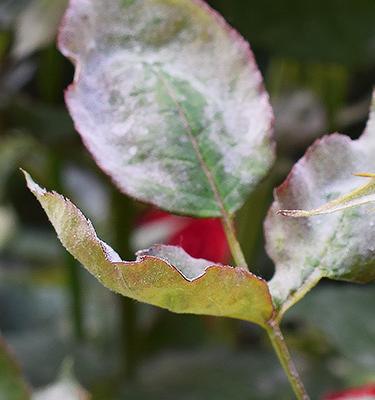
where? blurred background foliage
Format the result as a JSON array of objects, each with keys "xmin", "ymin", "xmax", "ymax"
[{"xmin": 0, "ymin": 0, "xmax": 374, "ymax": 399}]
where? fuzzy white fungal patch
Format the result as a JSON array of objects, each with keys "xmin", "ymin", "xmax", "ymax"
[
  {"xmin": 59, "ymin": 0, "xmax": 274, "ymax": 217},
  {"xmin": 266, "ymin": 96, "xmax": 375, "ymax": 310}
]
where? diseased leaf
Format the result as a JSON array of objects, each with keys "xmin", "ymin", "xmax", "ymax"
[
  {"xmin": 58, "ymin": 0, "xmax": 274, "ymax": 217},
  {"xmin": 265, "ymin": 94, "xmax": 375, "ymax": 314},
  {"xmin": 0, "ymin": 336, "xmax": 30, "ymax": 400},
  {"xmin": 278, "ymin": 173, "xmax": 375, "ymax": 217},
  {"xmin": 24, "ymin": 172, "xmax": 274, "ymax": 327}
]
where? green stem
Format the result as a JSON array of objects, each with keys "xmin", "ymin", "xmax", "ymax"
[
  {"xmin": 266, "ymin": 320, "xmax": 310, "ymax": 400},
  {"xmin": 221, "ymin": 214, "xmax": 308, "ymax": 398},
  {"xmin": 221, "ymin": 215, "xmax": 248, "ymax": 269}
]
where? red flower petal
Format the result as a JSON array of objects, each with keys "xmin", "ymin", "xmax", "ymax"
[
  {"xmin": 135, "ymin": 209, "xmax": 230, "ymax": 264},
  {"xmin": 325, "ymin": 384, "xmax": 375, "ymax": 399}
]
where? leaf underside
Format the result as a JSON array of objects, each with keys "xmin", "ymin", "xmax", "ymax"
[
  {"xmin": 25, "ymin": 172, "xmax": 274, "ymax": 327},
  {"xmin": 58, "ymin": 0, "xmax": 274, "ymax": 217},
  {"xmin": 266, "ymin": 93, "xmax": 375, "ymax": 312}
]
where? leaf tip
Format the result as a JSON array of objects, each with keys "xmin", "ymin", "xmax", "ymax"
[{"xmin": 21, "ymin": 169, "xmax": 47, "ymax": 197}]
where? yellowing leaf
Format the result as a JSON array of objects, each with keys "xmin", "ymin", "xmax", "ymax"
[
  {"xmin": 278, "ymin": 173, "xmax": 375, "ymax": 217},
  {"xmin": 24, "ymin": 171, "xmax": 274, "ymax": 327}
]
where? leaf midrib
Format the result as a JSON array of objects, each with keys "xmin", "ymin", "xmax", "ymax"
[{"xmin": 155, "ymin": 69, "xmax": 229, "ymax": 218}]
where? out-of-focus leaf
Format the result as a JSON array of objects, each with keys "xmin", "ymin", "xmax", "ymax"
[
  {"xmin": 0, "ymin": 134, "xmax": 35, "ymax": 199},
  {"xmin": 25, "ymin": 172, "xmax": 274, "ymax": 327},
  {"xmin": 119, "ymin": 348, "xmax": 343, "ymax": 400},
  {"xmin": 278, "ymin": 173, "xmax": 375, "ymax": 217},
  {"xmin": 0, "ymin": 206, "xmax": 16, "ymax": 249},
  {"xmin": 12, "ymin": 0, "xmax": 68, "ymax": 59},
  {"xmin": 5, "ymin": 99, "xmax": 74, "ymax": 142},
  {"xmin": 58, "ymin": 0, "xmax": 274, "ymax": 217},
  {"xmin": 272, "ymin": 90, "xmax": 327, "ymax": 152},
  {"xmin": 0, "ymin": 61, "xmax": 36, "ymax": 105},
  {"xmin": 0, "ymin": 336, "xmax": 30, "ymax": 400},
  {"xmin": 62, "ymin": 165, "xmax": 110, "ymax": 225},
  {"xmin": 289, "ymin": 286, "xmax": 375, "ymax": 371},
  {"xmin": 32, "ymin": 382, "xmax": 89, "ymax": 400},
  {"xmin": 32, "ymin": 360, "xmax": 90, "ymax": 400},
  {"xmin": 0, "ymin": 0, "xmax": 30, "ymax": 29},
  {"xmin": 265, "ymin": 93, "xmax": 375, "ymax": 313}
]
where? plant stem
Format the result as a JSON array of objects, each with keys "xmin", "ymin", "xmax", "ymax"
[
  {"xmin": 221, "ymin": 210, "xmax": 308, "ymax": 398},
  {"xmin": 266, "ymin": 320, "xmax": 310, "ymax": 400},
  {"xmin": 221, "ymin": 215, "xmax": 248, "ymax": 269}
]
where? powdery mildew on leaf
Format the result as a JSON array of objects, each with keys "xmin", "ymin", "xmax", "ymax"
[
  {"xmin": 278, "ymin": 173, "xmax": 375, "ymax": 217},
  {"xmin": 58, "ymin": 0, "xmax": 274, "ymax": 217},
  {"xmin": 25, "ymin": 172, "xmax": 274, "ymax": 327},
  {"xmin": 265, "ymin": 93, "xmax": 375, "ymax": 312}
]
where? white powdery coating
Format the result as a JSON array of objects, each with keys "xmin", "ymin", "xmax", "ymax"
[
  {"xmin": 59, "ymin": 0, "xmax": 274, "ymax": 216},
  {"xmin": 266, "ymin": 100, "xmax": 375, "ymax": 306},
  {"xmin": 137, "ymin": 244, "xmax": 213, "ymax": 281}
]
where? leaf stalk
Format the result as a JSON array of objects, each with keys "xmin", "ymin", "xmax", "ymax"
[
  {"xmin": 221, "ymin": 215, "xmax": 248, "ymax": 269},
  {"xmin": 266, "ymin": 320, "xmax": 310, "ymax": 400}
]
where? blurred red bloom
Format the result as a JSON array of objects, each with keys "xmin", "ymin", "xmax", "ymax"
[
  {"xmin": 134, "ymin": 209, "xmax": 230, "ymax": 264},
  {"xmin": 324, "ymin": 384, "xmax": 375, "ymax": 399}
]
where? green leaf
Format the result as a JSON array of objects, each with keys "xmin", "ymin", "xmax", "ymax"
[
  {"xmin": 58, "ymin": 0, "xmax": 274, "ymax": 217},
  {"xmin": 24, "ymin": 171, "xmax": 274, "ymax": 327},
  {"xmin": 0, "ymin": 337, "xmax": 30, "ymax": 400},
  {"xmin": 265, "ymin": 93, "xmax": 375, "ymax": 315},
  {"xmin": 278, "ymin": 173, "xmax": 375, "ymax": 217}
]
